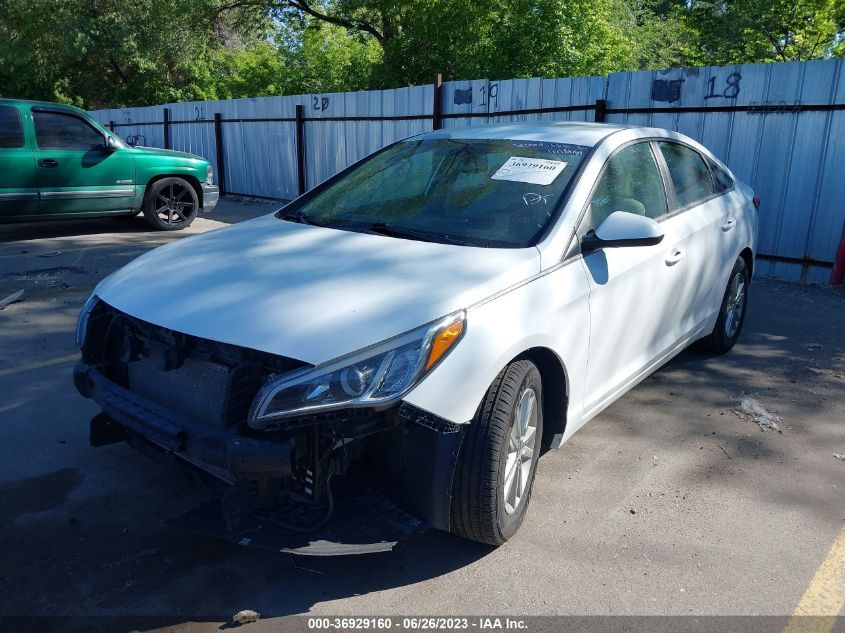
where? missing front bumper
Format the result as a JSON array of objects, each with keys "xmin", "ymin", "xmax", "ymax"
[
  {"xmin": 75, "ymin": 358, "xmax": 464, "ymax": 554},
  {"xmin": 79, "ymin": 365, "xmax": 293, "ymax": 479}
]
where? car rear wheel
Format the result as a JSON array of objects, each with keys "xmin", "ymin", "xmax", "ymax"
[
  {"xmin": 142, "ymin": 177, "xmax": 199, "ymax": 231},
  {"xmin": 698, "ymin": 256, "xmax": 749, "ymax": 354},
  {"xmin": 450, "ymin": 359, "xmax": 543, "ymax": 546}
]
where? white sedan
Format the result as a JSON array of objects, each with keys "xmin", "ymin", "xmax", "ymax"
[{"xmin": 74, "ymin": 122, "xmax": 758, "ymax": 552}]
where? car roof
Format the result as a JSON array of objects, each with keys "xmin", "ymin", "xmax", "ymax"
[
  {"xmin": 421, "ymin": 121, "xmax": 636, "ymax": 147},
  {"xmin": 0, "ymin": 98, "xmax": 85, "ymax": 113}
]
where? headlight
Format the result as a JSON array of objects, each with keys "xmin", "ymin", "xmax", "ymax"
[
  {"xmin": 206, "ymin": 165, "xmax": 213, "ymax": 185},
  {"xmin": 76, "ymin": 294, "xmax": 99, "ymax": 347},
  {"xmin": 249, "ymin": 311, "xmax": 466, "ymax": 429}
]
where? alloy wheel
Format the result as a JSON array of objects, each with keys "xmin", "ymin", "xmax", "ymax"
[
  {"xmin": 155, "ymin": 183, "xmax": 196, "ymax": 227},
  {"xmin": 724, "ymin": 271, "xmax": 746, "ymax": 338},
  {"xmin": 503, "ymin": 387, "xmax": 538, "ymax": 515}
]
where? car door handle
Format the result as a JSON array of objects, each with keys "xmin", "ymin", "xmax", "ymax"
[
  {"xmin": 721, "ymin": 218, "xmax": 737, "ymax": 232},
  {"xmin": 38, "ymin": 159, "xmax": 59, "ymax": 168},
  {"xmin": 665, "ymin": 248, "xmax": 686, "ymax": 266}
]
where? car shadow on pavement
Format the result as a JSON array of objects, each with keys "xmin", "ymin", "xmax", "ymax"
[{"xmin": 0, "ymin": 455, "xmax": 493, "ymax": 629}]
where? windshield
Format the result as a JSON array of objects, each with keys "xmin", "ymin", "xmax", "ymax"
[{"xmin": 286, "ymin": 138, "xmax": 590, "ymax": 248}]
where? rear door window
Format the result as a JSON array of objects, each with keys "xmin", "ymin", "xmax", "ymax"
[
  {"xmin": 657, "ymin": 142, "xmax": 715, "ymax": 208},
  {"xmin": 0, "ymin": 106, "xmax": 25, "ymax": 149},
  {"xmin": 33, "ymin": 110, "xmax": 104, "ymax": 150},
  {"xmin": 709, "ymin": 160, "xmax": 734, "ymax": 193}
]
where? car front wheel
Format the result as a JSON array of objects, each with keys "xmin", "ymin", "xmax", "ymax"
[
  {"xmin": 142, "ymin": 177, "xmax": 199, "ymax": 231},
  {"xmin": 450, "ymin": 359, "xmax": 543, "ymax": 545}
]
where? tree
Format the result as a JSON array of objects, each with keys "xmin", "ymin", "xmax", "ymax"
[
  {"xmin": 274, "ymin": 18, "xmax": 383, "ymax": 93},
  {"xmin": 222, "ymin": 0, "xmax": 639, "ymax": 84},
  {"xmin": 686, "ymin": 0, "xmax": 845, "ymax": 63},
  {"xmin": 0, "ymin": 0, "xmax": 266, "ymax": 107},
  {"xmin": 622, "ymin": 1, "xmax": 706, "ymax": 69}
]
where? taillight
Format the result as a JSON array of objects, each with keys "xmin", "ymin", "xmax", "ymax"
[{"xmin": 752, "ymin": 195, "xmax": 761, "ymax": 210}]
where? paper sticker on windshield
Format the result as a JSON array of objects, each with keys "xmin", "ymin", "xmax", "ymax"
[{"xmin": 491, "ymin": 157, "xmax": 567, "ymax": 186}]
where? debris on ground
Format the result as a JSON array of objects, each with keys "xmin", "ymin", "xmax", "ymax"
[
  {"xmin": 232, "ymin": 610, "xmax": 261, "ymax": 626},
  {"xmin": 38, "ymin": 251, "xmax": 65, "ymax": 258},
  {"xmin": 732, "ymin": 397, "xmax": 783, "ymax": 433},
  {"xmin": 834, "ymin": 453, "xmax": 845, "ymax": 461},
  {"xmin": 0, "ymin": 289, "xmax": 24, "ymax": 310}
]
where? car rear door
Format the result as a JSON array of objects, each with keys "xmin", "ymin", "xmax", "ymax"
[
  {"xmin": 0, "ymin": 103, "xmax": 39, "ymax": 218},
  {"xmin": 654, "ymin": 141, "xmax": 731, "ymax": 339},
  {"xmin": 578, "ymin": 141, "xmax": 690, "ymax": 415},
  {"xmin": 31, "ymin": 107, "xmax": 135, "ymax": 216}
]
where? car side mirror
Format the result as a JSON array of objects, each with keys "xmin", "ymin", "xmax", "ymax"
[
  {"xmin": 104, "ymin": 136, "xmax": 121, "ymax": 152},
  {"xmin": 581, "ymin": 211, "xmax": 664, "ymax": 252}
]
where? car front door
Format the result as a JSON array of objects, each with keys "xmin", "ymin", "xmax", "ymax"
[
  {"xmin": 578, "ymin": 141, "xmax": 690, "ymax": 416},
  {"xmin": 0, "ymin": 104, "xmax": 39, "ymax": 219},
  {"xmin": 31, "ymin": 108, "xmax": 135, "ymax": 216},
  {"xmin": 654, "ymin": 141, "xmax": 730, "ymax": 339}
]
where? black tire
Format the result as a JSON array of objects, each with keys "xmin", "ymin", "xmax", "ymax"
[
  {"xmin": 142, "ymin": 177, "xmax": 199, "ymax": 231},
  {"xmin": 450, "ymin": 359, "xmax": 543, "ymax": 546},
  {"xmin": 697, "ymin": 256, "xmax": 749, "ymax": 354}
]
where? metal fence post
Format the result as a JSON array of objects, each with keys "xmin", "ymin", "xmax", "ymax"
[
  {"xmin": 432, "ymin": 73, "xmax": 443, "ymax": 130},
  {"xmin": 213, "ymin": 113, "xmax": 226, "ymax": 195},
  {"xmin": 162, "ymin": 107, "xmax": 171, "ymax": 149},
  {"xmin": 295, "ymin": 104, "xmax": 306, "ymax": 196},
  {"xmin": 109, "ymin": 120, "xmax": 116, "ymax": 133},
  {"xmin": 594, "ymin": 99, "xmax": 607, "ymax": 123}
]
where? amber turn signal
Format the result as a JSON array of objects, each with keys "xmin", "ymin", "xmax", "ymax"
[{"xmin": 426, "ymin": 318, "xmax": 465, "ymax": 370}]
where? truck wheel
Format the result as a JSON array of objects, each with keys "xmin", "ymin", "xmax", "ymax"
[
  {"xmin": 697, "ymin": 256, "xmax": 749, "ymax": 354},
  {"xmin": 142, "ymin": 177, "xmax": 199, "ymax": 231},
  {"xmin": 450, "ymin": 360, "xmax": 543, "ymax": 546}
]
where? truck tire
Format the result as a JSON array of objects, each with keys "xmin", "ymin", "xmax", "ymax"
[
  {"xmin": 450, "ymin": 359, "xmax": 543, "ymax": 545},
  {"xmin": 142, "ymin": 177, "xmax": 199, "ymax": 231},
  {"xmin": 697, "ymin": 256, "xmax": 749, "ymax": 354}
]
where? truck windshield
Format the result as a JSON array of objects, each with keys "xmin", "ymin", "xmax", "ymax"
[{"xmin": 285, "ymin": 138, "xmax": 590, "ymax": 248}]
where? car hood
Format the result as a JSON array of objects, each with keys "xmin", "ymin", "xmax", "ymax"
[
  {"xmin": 94, "ymin": 213, "xmax": 541, "ymax": 365},
  {"xmin": 129, "ymin": 146, "xmax": 203, "ymax": 162}
]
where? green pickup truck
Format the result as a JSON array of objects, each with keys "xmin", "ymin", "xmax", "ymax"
[{"xmin": 0, "ymin": 99, "xmax": 218, "ymax": 231}]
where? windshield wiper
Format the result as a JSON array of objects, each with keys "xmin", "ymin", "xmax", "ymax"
[
  {"xmin": 366, "ymin": 222, "xmax": 467, "ymax": 246},
  {"xmin": 279, "ymin": 209, "xmax": 306, "ymax": 223},
  {"xmin": 285, "ymin": 215, "xmax": 468, "ymax": 246}
]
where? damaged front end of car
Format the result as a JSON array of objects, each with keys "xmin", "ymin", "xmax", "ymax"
[{"xmin": 74, "ymin": 298, "xmax": 467, "ymax": 555}]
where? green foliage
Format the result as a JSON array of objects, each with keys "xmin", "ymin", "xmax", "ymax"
[
  {"xmin": 278, "ymin": 20, "xmax": 383, "ymax": 93},
  {"xmin": 0, "ymin": 0, "xmax": 226, "ymax": 107},
  {"xmin": 0, "ymin": 0, "xmax": 842, "ymax": 108},
  {"xmin": 686, "ymin": 0, "xmax": 845, "ymax": 63}
]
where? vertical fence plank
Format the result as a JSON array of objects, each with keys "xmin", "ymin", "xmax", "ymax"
[
  {"xmin": 807, "ymin": 59, "xmax": 845, "ymax": 270},
  {"xmin": 752, "ymin": 62, "xmax": 805, "ymax": 280}
]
